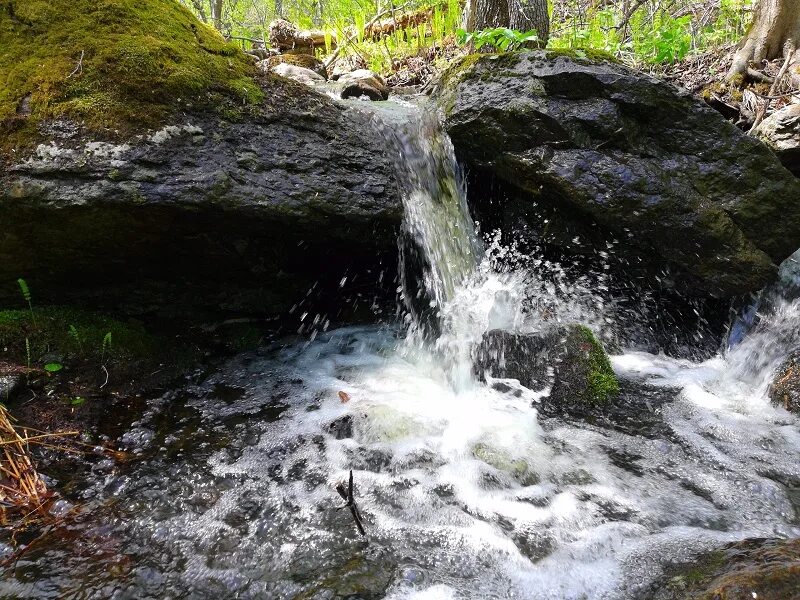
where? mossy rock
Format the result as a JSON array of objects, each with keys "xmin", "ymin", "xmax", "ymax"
[
  {"xmin": 436, "ymin": 49, "xmax": 800, "ymax": 300},
  {"xmin": 0, "ymin": 0, "xmax": 264, "ymax": 154},
  {"xmin": 473, "ymin": 324, "xmax": 619, "ymax": 409},
  {"xmin": 651, "ymin": 538, "xmax": 800, "ymax": 600}
]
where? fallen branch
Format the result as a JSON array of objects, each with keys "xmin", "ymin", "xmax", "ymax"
[
  {"xmin": 335, "ymin": 470, "xmax": 366, "ymax": 536},
  {"xmin": 364, "ymin": 2, "xmax": 447, "ymax": 41},
  {"xmin": 749, "ymin": 48, "xmax": 795, "ymax": 134},
  {"xmin": 269, "ymin": 19, "xmax": 336, "ymax": 52}
]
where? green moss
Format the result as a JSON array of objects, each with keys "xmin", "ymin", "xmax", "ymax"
[
  {"xmin": 543, "ymin": 47, "xmax": 620, "ymax": 63},
  {"xmin": 0, "ymin": 0, "xmax": 264, "ymax": 154},
  {"xmin": 439, "ymin": 53, "xmax": 483, "ymax": 89},
  {"xmin": 575, "ymin": 325, "xmax": 619, "ymax": 404},
  {"xmin": 0, "ymin": 306, "xmax": 160, "ymax": 366}
]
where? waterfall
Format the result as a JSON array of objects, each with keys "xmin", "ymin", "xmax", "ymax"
[
  {"xmin": 393, "ymin": 111, "xmax": 480, "ymax": 337},
  {"xmin": 387, "ymin": 108, "xmax": 604, "ymax": 387}
]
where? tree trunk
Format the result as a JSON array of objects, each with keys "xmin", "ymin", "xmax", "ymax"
[
  {"xmin": 189, "ymin": 0, "xmax": 209, "ymax": 23},
  {"xmin": 464, "ymin": 0, "xmax": 549, "ymax": 46},
  {"xmin": 727, "ymin": 0, "xmax": 800, "ymax": 82},
  {"xmin": 211, "ymin": 0, "xmax": 224, "ymax": 31}
]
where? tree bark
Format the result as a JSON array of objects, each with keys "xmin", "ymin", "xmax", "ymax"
[
  {"xmin": 727, "ymin": 0, "xmax": 800, "ymax": 82},
  {"xmin": 211, "ymin": 0, "xmax": 224, "ymax": 31},
  {"xmin": 189, "ymin": 0, "xmax": 209, "ymax": 23},
  {"xmin": 464, "ymin": 0, "xmax": 549, "ymax": 46}
]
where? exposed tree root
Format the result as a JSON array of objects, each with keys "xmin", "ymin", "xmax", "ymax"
[{"xmin": 726, "ymin": 0, "xmax": 800, "ymax": 85}]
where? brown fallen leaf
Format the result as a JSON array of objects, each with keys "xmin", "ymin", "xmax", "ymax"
[{"xmin": 338, "ymin": 391, "xmax": 351, "ymax": 403}]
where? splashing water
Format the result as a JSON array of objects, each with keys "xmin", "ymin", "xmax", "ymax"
[
  {"xmin": 393, "ymin": 110, "xmax": 480, "ymax": 337},
  {"xmin": 4, "ymin": 106, "xmax": 799, "ymax": 600}
]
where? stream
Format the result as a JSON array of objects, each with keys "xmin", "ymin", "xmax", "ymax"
[{"xmin": 2, "ymin": 104, "xmax": 799, "ymax": 600}]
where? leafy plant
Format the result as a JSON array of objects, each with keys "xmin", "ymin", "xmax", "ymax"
[
  {"xmin": 70, "ymin": 396, "xmax": 86, "ymax": 407},
  {"xmin": 456, "ymin": 27, "xmax": 539, "ymax": 52},
  {"xmin": 101, "ymin": 331, "xmax": 112, "ymax": 364},
  {"xmin": 633, "ymin": 13, "xmax": 692, "ymax": 63},
  {"xmin": 68, "ymin": 324, "xmax": 84, "ymax": 354},
  {"xmin": 44, "ymin": 362, "xmax": 64, "ymax": 373},
  {"xmin": 17, "ymin": 278, "xmax": 36, "ymax": 327}
]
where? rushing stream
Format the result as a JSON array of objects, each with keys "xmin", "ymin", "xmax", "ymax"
[{"xmin": 3, "ymin": 104, "xmax": 799, "ymax": 599}]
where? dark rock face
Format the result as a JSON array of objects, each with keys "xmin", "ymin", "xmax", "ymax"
[
  {"xmin": 769, "ymin": 351, "xmax": 800, "ymax": 414},
  {"xmin": 1, "ymin": 87, "xmax": 402, "ymax": 318},
  {"xmin": 0, "ymin": 374, "xmax": 22, "ymax": 402},
  {"xmin": 437, "ymin": 51, "xmax": 800, "ymax": 298},
  {"xmin": 473, "ymin": 324, "xmax": 619, "ymax": 408}
]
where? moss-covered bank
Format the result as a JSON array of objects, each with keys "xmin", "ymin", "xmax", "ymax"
[{"xmin": 0, "ymin": 0, "xmax": 264, "ymax": 154}]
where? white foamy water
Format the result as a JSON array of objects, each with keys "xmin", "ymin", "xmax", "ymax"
[{"xmin": 88, "ymin": 294, "xmax": 796, "ymax": 599}]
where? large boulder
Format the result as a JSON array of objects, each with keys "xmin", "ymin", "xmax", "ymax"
[
  {"xmin": 436, "ymin": 51, "xmax": 800, "ymax": 298},
  {"xmin": 0, "ymin": 0, "xmax": 402, "ymax": 318},
  {"xmin": 473, "ymin": 324, "xmax": 619, "ymax": 408},
  {"xmin": 756, "ymin": 104, "xmax": 800, "ymax": 177}
]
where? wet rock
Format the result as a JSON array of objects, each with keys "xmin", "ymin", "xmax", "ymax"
[
  {"xmin": 437, "ymin": 51, "xmax": 800, "ymax": 299},
  {"xmin": 755, "ymin": 104, "xmax": 800, "ymax": 176},
  {"xmin": 1, "ymin": 89, "xmax": 402, "ymax": 319},
  {"xmin": 341, "ymin": 81, "xmax": 388, "ymax": 101},
  {"xmin": 0, "ymin": 374, "xmax": 23, "ymax": 402},
  {"xmin": 647, "ymin": 538, "xmax": 800, "ymax": 600},
  {"xmin": 327, "ymin": 414, "xmax": 353, "ymax": 439},
  {"xmin": 473, "ymin": 324, "xmax": 619, "ymax": 408},
  {"xmin": 262, "ymin": 54, "xmax": 328, "ymax": 79},
  {"xmin": 268, "ymin": 62, "xmax": 325, "ymax": 86},
  {"xmin": 338, "ymin": 69, "xmax": 389, "ymax": 101},
  {"xmin": 769, "ymin": 351, "xmax": 800, "ymax": 414}
]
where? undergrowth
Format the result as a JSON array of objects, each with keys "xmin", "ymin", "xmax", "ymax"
[{"xmin": 179, "ymin": 0, "xmax": 756, "ymax": 79}]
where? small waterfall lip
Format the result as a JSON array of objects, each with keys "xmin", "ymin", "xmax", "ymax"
[{"xmin": 385, "ymin": 104, "xmax": 481, "ymax": 338}]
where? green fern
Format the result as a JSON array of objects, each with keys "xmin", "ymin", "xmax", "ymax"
[
  {"xmin": 101, "ymin": 331, "xmax": 113, "ymax": 364},
  {"xmin": 17, "ymin": 278, "xmax": 36, "ymax": 327},
  {"xmin": 68, "ymin": 324, "xmax": 84, "ymax": 354}
]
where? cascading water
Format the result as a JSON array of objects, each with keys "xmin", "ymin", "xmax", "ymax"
[
  {"xmin": 4, "ymin": 105, "xmax": 799, "ymax": 600},
  {"xmin": 393, "ymin": 111, "xmax": 480, "ymax": 343}
]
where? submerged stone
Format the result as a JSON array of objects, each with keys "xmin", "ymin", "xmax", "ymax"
[
  {"xmin": 769, "ymin": 351, "xmax": 800, "ymax": 414},
  {"xmin": 473, "ymin": 324, "xmax": 619, "ymax": 408},
  {"xmin": 649, "ymin": 538, "xmax": 800, "ymax": 600}
]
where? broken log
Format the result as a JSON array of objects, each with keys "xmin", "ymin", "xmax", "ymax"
[{"xmin": 269, "ymin": 19, "xmax": 336, "ymax": 52}]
